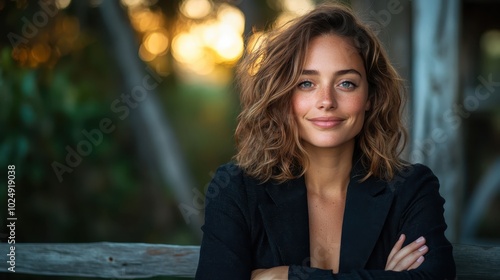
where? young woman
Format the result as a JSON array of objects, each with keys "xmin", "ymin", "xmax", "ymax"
[{"xmin": 195, "ymin": 3, "xmax": 456, "ymax": 279}]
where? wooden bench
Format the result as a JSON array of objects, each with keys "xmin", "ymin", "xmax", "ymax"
[{"xmin": 1, "ymin": 243, "xmax": 499, "ymax": 279}]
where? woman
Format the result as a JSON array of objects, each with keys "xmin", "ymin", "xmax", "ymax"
[{"xmin": 195, "ymin": 3, "xmax": 456, "ymax": 279}]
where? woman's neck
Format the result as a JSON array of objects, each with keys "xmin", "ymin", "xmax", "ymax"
[{"xmin": 303, "ymin": 141, "xmax": 355, "ymax": 196}]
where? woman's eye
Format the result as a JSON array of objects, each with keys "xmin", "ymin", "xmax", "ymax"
[
  {"xmin": 339, "ymin": 81, "xmax": 356, "ymax": 89},
  {"xmin": 298, "ymin": 81, "xmax": 314, "ymax": 89}
]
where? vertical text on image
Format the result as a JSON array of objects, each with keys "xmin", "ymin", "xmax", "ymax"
[{"xmin": 6, "ymin": 165, "xmax": 17, "ymax": 272}]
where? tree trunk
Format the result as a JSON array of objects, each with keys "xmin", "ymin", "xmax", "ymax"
[
  {"xmin": 98, "ymin": 1, "xmax": 202, "ymax": 239},
  {"xmin": 411, "ymin": 0, "xmax": 463, "ymax": 242}
]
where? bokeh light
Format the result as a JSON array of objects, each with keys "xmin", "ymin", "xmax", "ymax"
[
  {"xmin": 282, "ymin": 0, "xmax": 314, "ymax": 14},
  {"xmin": 180, "ymin": 0, "xmax": 212, "ymax": 20},
  {"xmin": 121, "ymin": 0, "xmax": 144, "ymax": 9},
  {"xmin": 55, "ymin": 0, "xmax": 71, "ymax": 9},
  {"xmin": 10, "ymin": 12, "xmax": 82, "ymax": 68},
  {"xmin": 212, "ymin": 24, "xmax": 243, "ymax": 62},
  {"xmin": 31, "ymin": 43, "xmax": 51, "ymax": 63},
  {"xmin": 129, "ymin": 9, "xmax": 163, "ymax": 32},
  {"xmin": 139, "ymin": 43, "xmax": 156, "ymax": 62},
  {"xmin": 171, "ymin": 1, "xmax": 245, "ymax": 80},
  {"xmin": 172, "ymin": 32, "xmax": 204, "ymax": 64},
  {"xmin": 144, "ymin": 30, "xmax": 169, "ymax": 55},
  {"xmin": 217, "ymin": 4, "xmax": 245, "ymax": 35},
  {"xmin": 8, "ymin": 0, "xmax": 246, "ymax": 81}
]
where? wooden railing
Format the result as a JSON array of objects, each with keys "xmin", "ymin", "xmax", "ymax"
[{"xmin": 1, "ymin": 243, "xmax": 499, "ymax": 279}]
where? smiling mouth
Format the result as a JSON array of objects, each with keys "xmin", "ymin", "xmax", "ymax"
[{"xmin": 308, "ymin": 117, "xmax": 345, "ymax": 128}]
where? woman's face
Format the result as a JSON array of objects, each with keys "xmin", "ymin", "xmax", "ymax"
[{"xmin": 292, "ymin": 34, "xmax": 370, "ymax": 152}]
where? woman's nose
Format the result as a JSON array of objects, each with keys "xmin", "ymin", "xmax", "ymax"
[{"xmin": 316, "ymin": 87, "xmax": 336, "ymax": 110}]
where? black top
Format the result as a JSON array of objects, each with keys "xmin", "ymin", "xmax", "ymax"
[{"xmin": 195, "ymin": 159, "xmax": 456, "ymax": 279}]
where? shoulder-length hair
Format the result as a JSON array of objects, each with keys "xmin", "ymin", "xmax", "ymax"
[{"xmin": 234, "ymin": 3, "xmax": 408, "ymax": 183}]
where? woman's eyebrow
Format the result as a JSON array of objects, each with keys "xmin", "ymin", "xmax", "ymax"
[
  {"xmin": 300, "ymin": 68, "xmax": 362, "ymax": 77},
  {"xmin": 336, "ymin": 69, "xmax": 362, "ymax": 77},
  {"xmin": 301, "ymin": 69, "xmax": 319, "ymax": 75}
]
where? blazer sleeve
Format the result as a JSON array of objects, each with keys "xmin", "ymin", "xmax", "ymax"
[
  {"xmin": 288, "ymin": 164, "xmax": 456, "ymax": 280},
  {"xmin": 195, "ymin": 164, "xmax": 253, "ymax": 280}
]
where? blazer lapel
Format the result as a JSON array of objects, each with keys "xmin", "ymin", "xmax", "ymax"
[
  {"xmin": 339, "ymin": 163, "xmax": 394, "ymax": 271},
  {"xmin": 258, "ymin": 176, "xmax": 310, "ymax": 265},
  {"xmin": 256, "ymin": 157, "xmax": 395, "ymax": 270}
]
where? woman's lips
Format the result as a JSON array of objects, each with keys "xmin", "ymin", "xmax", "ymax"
[{"xmin": 307, "ymin": 117, "xmax": 344, "ymax": 128}]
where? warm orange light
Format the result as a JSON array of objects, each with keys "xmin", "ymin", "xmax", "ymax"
[
  {"xmin": 121, "ymin": 0, "xmax": 144, "ymax": 9},
  {"xmin": 144, "ymin": 30, "xmax": 169, "ymax": 55},
  {"xmin": 212, "ymin": 24, "xmax": 243, "ymax": 62},
  {"xmin": 180, "ymin": 0, "xmax": 212, "ymax": 19},
  {"xmin": 190, "ymin": 55, "xmax": 216, "ymax": 76},
  {"xmin": 139, "ymin": 43, "xmax": 156, "ymax": 61},
  {"xmin": 217, "ymin": 4, "xmax": 245, "ymax": 35},
  {"xmin": 31, "ymin": 43, "xmax": 51, "ymax": 63},
  {"xmin": 172, "ymin": 32, "xmax": 204, "ymax": 64},
  {"xmin": 281, "ymin": 0, "xmax": 314, "ymax": 14},
  {"xmin": 12, "ymin": 47, "xmax": 29, "ymax": 64},
  {"xmin": 170, "ymin": 3, "xmax": 245, "ymax": 78},
  {"xmin": 130, "ymin": 9, "xmax": 162, "ymax": 32},
  {"xmin": 56, "ymin": 0, "xmax": 71, "ymax": 9}
]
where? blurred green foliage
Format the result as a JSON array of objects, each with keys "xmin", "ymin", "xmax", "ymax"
[
  {"xmin": 0, "ymin": 0, "xmax": 240, "ymax": 230},
  {"xmin": 0, "ymin": 44, "xmax": 238, "ymax": 276},
  {"xmin": 0, "ymin": 1, "xmax": 250, "ymax": 279}
]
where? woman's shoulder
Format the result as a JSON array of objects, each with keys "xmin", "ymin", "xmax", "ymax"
[
  {"xmin": 210, "ymin": 162, "xmax": 263, "ymax": 185},
  {"xmin": 388, "ymin": 163, "xmax": 441, "ymax": 196},
  {"xmin": 211, "ymin": 162, "xmax": 244, "ymax": 181},
  {"xmin": 208, "ymin": 162, "xmax": 263, "ymax": 195},
  {"xmin": 393, "ymin": 163, "xmax": 438, "ymax": 182},
  {"xmin": 204, "ymin": 162, "xmax": 273, "ymax": 218}
]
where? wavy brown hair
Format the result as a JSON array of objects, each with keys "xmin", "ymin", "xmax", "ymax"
[{"xmin": 234, "ymin": 3, "xmax": 408, "ymax": 183}]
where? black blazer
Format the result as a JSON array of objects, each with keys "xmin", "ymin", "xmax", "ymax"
[{"xmin": 195, "ymin": 159, "xmax": 456, "ymax": 279}]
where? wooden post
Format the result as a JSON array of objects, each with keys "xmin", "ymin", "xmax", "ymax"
[
  {"xmin": 98, "ymin": 1, "xmax": 203, "ymax": 239},
  {"xmin": 411, "ymin": 0, "xmax": 463, "ymax": 242}
]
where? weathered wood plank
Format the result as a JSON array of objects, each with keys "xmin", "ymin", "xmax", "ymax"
[
  {"xmin": 0, "ymin": 243, "xmax": 200, "ymax": 278},
  {"xmin": 452, "ymin": 243, "xmax": 500, "ymax": 280},
  {"xmin": 1, "ymin": 243, "xmax": 499, "ymax": 278}
]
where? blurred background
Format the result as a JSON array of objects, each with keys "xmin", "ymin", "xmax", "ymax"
[{"xmin": 0, "ymin": 0, "xmax": 499, "ymax": 279}]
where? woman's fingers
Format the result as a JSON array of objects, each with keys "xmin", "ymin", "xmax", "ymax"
[
  {"xmin": 393, "ymin": 243, "xmax": 428, "ymax": 271},
  {"xmin": 385, "ymin": 234, "xmax": 406, "ymax": 270},
  {"xmin": 251, "ymin": 267, "xmax": 289, "ymax": 280},
  {"xmin": 386, "ymin": 235, "xmax": 428, "ymax": 271},
  {"xmin": 408, "ymin": 255, "xmax": 425, "ymax": 270},
  {"xmin": 251, "ymin": 269, "xmax": 266, "ymax": 279}
]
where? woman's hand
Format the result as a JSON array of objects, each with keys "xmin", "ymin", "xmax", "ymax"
[
  {"xmin": 385, "ymin": 234, "xmax": 428, "ymax": 271},
  {"xmin": 251, "ymin": 266, "xmax": 289, "ymax": 280},
  {"xmin": 251, "ymin": 235, "xmax": 427, "ymax": 278}
]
